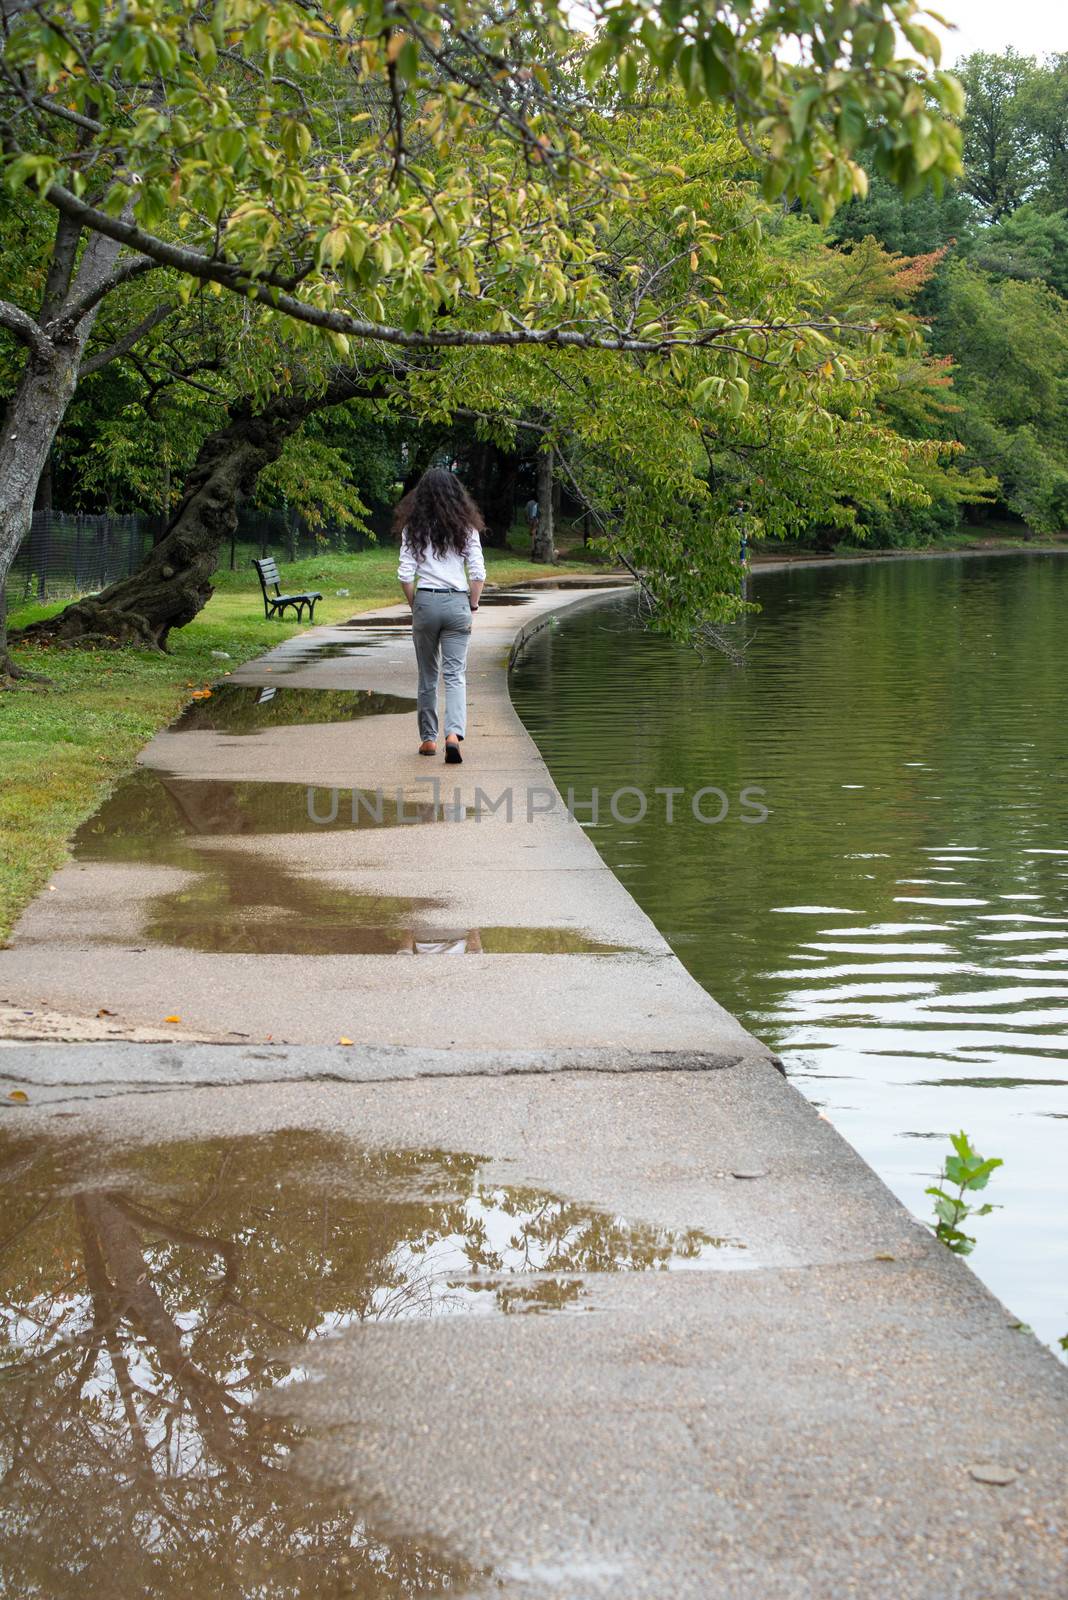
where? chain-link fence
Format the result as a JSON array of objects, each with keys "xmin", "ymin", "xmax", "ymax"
[
  {"xmin": 10, "ymin": 511, "xmax": 161, "ymax": 603},
  {"xmin": 9, "ymin": 504, "xmax": 385, "ymax": 604}
]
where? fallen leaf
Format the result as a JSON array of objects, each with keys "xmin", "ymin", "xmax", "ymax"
[
  {"xmin": 8, "ymin": 1090, "xmax": 28, "ymax": 1103},
  {"xmin": 164, "ymin": 1014, "xmax": 181, "ymax": 1024},
  {"xmin": 338, "ymin": 1036, "xmax": 354, "ymax": 1046},
  {"xmin": 97, "ymin": 1008, "xmax": 116, "ymax": 1017}
]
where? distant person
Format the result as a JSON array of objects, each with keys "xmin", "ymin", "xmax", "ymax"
[
  {"xmin": 396, "ymin": 468, "xmax": 485, "ymax": 764},
  {"xmin": 526, "ymin": 496, "xmax": 539, "ymax": 548}
]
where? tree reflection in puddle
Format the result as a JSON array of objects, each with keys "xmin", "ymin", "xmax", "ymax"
[
  {"xmin": 71, "ymin": 771, "xmax": 626, "ymax": 956},
  {"xmin": 170, "ymin": 685, "xmax": 417, "ymax": 735},
  {"xmin": 72, "ymin": 768, "xmax": 466, "ymax": 862},
  {"xmin": 0, "ymin": 1131, "xmax": 743, "ymax": 1599}
]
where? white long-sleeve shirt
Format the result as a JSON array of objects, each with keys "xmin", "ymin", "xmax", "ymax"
[{"xmin": 397, "ymin": 526, "xmax": 486, "ymax": 592}]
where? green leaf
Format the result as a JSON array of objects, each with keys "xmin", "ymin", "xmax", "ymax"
[
  {"xmin": 873, "ymin": 22, "xmax": 895, "ymax": 69},
  {"xmin": 190, "ymin": 23, "xmax": 217, "ymax": 72},
  {"xmin": 789, "ymin": 86, "xmax": 821, "ymax": 142},
  {"xmin": 699, "ymin": 38, "xmax": 729, "ymax": 99},
  {"xmin": 397, "ymin": 37, "xmax": 420, "ymax": 85}
]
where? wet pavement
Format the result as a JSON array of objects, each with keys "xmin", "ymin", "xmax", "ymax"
[
  {"xmin": 0, "ymin": 1123, "xmax": 745, "ymax": 1600},
  {"xmin": 2, "ymin": 1068, "xmax": 1066, "ymax": 1598},
  {"xmin": 1, "ymin": 584, "xmax": 751, "ymax": 1047},
  {"xmin": 2, "ymin": 580, "xmax": 1066, "ymax": 1596}
]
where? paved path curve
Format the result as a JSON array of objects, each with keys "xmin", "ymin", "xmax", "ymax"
[
  {"xmin": 0, "ymin": 583, "xmax": 768, "ymax": 1053},
  {"xmin": 1, "ymin": 581, "xmax": 1065, "ymax": 1598}
]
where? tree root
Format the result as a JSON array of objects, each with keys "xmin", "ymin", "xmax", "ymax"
[
  {"xmin": 17, "ymin": 602, "xmax": 168, "ymax": 652},
  {"xmin": 0, "ymin": 648, "xmax": 52, "ymax": 688}
]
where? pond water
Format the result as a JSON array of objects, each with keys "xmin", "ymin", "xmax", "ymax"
[{"xmin": 511, "ymin": 553, "xmax": 1068, "ymax": 1356}]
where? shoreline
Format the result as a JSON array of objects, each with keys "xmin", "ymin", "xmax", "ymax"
[{"xmin": 748, "ymin": 537, "xmax": 1068, "ymax": 574}]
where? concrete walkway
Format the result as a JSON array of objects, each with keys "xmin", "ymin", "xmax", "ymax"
[
  {"xmin": 1, "ymin": 583, "xmax": 1066, "ymax": 1598},
  {"xmin": 0, "ymin": 584, "xmax": 761, "ymax": 1053}
]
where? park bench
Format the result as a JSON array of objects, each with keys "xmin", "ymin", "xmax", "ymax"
[{"xmin": 252, "ymin": 556, "xmax": 322, "ymax": 623}]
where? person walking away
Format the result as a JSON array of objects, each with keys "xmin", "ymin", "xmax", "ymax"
[
  {"xmin": 527, "ymin": 492, "xmax": 543, "ymax": 550},
  {"xmin": 396, "ymin": 468, "xmax": 486, "ymax": 764}
]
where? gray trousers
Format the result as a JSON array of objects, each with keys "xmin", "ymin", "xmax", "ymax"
[{"xmin": 411, "ymin": 588, "xmax": 473, "ymax": 741}]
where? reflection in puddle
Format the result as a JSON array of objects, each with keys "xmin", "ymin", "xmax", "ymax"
[
  {"xmin": 171, "ymin": 685, "xmax": 416, "ymax": 735},
  {"xmin": 505, "ymin": 579, "xmax": 631, "ymax": 592},
  {"xmin": 145, "ymin": 852, "xmax": 441, "ymax": 954},
  {"xmin": 73, "ymin": 772, "xmax": 626, "ymax": 956},
  {"xmin": 74, "ymin": 769, "xmax": 465, "ymax": 864},
  {"xmin": 339, "ymin": 616, "xmax": 414, "ymax": 629},
  {"xmin": 265, "ymin": 638, "xmax": 388, "ymax": 673},
  {"xmin": 0, "ymin": 1130, "xmax": 743, "ymax": 1598},
  {"xmin": 141, "ymin": 853, "xmax": 625, "ymax": 955},
  {"xmin": 471, "ymin": 594, "xmax": 535, "ymax": 606}
]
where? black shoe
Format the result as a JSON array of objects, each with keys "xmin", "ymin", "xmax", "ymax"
[{"xmin": 444, "ymin": 742, "xmax": 463, "ymax": 764}]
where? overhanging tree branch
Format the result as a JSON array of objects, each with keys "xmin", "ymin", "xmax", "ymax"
[{"xmin": 41, "ymin": 180, "xmax": 873, "ymax": 355}]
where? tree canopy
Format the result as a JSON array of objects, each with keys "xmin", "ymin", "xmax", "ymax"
[{"xmin": 20, "ymin": 10, "xmax": 1068, "ymax": 672}]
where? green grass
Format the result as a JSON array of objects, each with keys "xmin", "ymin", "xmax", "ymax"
[{"xmin": 0, "ymin": 542, "xmax": 598, "ymax": 945}]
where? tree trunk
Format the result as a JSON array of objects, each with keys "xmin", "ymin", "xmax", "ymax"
[
  {"xmin": 20, "ymin": 404, "xmax": 301, "ymax": 650},
  {"xmin": 479, "ymin": 443, "xmax": 518, "ymax": 548},
  {"xmin": 0, "ymin": 352, "xmax": 84, "ymax": 683},
  {"xmin": 18, "ymin": 369, "xmax": 383, "ymax": 651},
  {"xmin": 532, "ymin": 449, "xmax": 555, "ymax": 563},
  {"xmin": 0, "ymin": 221, "xmax": 126, "ymax": 683}
]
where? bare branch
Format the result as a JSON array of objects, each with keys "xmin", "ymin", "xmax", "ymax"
[
  {"xmin": 0, "ymin": 296, "xmax": 52, "ymax": 360},
  {"xmin": 51, "ymin": 253, "xmax": 159, "ymax": 334},
  {"xmin": 81, "ymin": 301, "xmax": 175, "ymax": 375},
  {"xmin": 38, "ymin": 210, "xmax": 82, "ymax": 325},
  {"xmin": 0, "ymin": 64, "xmax": 105, "ymax": 133}
]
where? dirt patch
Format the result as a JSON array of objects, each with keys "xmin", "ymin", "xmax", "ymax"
[{"xmin": 0, "ymin": 1000, "xmax": 219, "ymax": 1044}]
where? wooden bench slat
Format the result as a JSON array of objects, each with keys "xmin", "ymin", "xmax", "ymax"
[{"xmin": 252, "ymin": 556, "xmax": 322, "ymax": 624}]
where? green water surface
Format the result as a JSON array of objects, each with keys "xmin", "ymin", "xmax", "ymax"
[{"xmin": 511, "ymin": 553, "xmax": 1068, "ymax": 1355}]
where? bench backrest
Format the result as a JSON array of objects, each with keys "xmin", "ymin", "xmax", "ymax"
[{"xmin": 253, "ymin": 556, "xmax": 281, "ymax": 595}]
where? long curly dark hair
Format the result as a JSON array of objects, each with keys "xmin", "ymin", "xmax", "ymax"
[{"xmin": 393, "ymin": 467, "xmax": 485, "ymax": 558}]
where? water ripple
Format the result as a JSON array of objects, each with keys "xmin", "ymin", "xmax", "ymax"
[{"xmin": 511, "ymin": 556, "xmax": 1068, "ymax": 1354}]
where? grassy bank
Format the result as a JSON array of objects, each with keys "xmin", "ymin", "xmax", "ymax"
[{"xmin": 0, "ymin": 545, "xmax": 594, "ymax": 945}]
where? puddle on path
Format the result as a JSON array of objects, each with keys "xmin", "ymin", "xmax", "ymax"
[
  {"xmin": 0, "ymin": 1129, "xmax": 744, "ymax": 1599},
  {"xmin": 74, "ymin": 769, "xmax": 467, "ymax": 865},
  {"xmin": 142, "ymin": 852, "xmax": 624, "ymax": 956},
  {"xmin": 339, "ymin": 615, "xmax": 414, "ymax": 629},
  {"xmin": 171, "ymin": 685, "xmax": 416, "ymax": 735},
  {"xmin": 73, "ymin": 771, "xmax": 627, "ymax": 956},
  {"xmin": 263, "ymin": 638, "xmax": 390, "ymax": 673}
]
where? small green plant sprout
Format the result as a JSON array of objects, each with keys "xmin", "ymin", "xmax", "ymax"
[{"xmin": 926, "ymin": 1131, "xmax": 1003, "ymax": 1256}]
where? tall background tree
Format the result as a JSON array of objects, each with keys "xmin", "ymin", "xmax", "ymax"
[{"xmin": 822, "ymin": 47, "xmax": 1068, "ymax": 542}]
